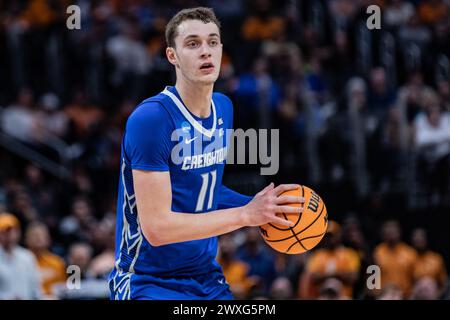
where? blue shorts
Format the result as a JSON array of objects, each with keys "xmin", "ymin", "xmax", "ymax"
[{"xmin": 111, "ymin": 271, "xmax": 233, "ymax": 300}]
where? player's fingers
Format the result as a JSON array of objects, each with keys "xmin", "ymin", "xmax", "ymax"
[
  {"xmin": 270, "ymin": 216, "xmax": 294, "ymax": 227},
  {"xmin": 271, "ymin": 184, "xmax": 301, "ymax": 196},
  {"xmin": 274, "ymin": 205, "xmax": 304, "ymax": 214},
  {"xmin": 275, "ymin": 196, "xmax": 305, "ymax": 205},
  {"xmin": 256, "ymin": 182, "xmax": 274, "ymax": 196}
]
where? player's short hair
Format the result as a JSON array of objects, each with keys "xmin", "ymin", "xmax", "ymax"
[{"xmin": 165, "ymin": 7, "xmax": 221, "ymax": 48}]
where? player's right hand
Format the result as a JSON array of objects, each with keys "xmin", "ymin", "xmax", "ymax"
[{"xmin": 242, "ymin": 183, "xmax": 305, "ymax": 228}]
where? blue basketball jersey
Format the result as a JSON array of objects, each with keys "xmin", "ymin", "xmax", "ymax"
[{"xmin": 108, "ymin": 86, "xmax": 252, "ymax": 300}]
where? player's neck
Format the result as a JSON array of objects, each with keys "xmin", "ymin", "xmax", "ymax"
[{"xmin": 175, "ymin": 80, "xmax": 213, "ymax": 118}]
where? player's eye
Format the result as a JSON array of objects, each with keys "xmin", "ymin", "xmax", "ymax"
[
  {"xmin": 187, "ymin": 41, "xmax": 199, "ymax": 48},
  {"xmin": 209, "ymin": 39, "xmax": 219, "ymax": 46}
]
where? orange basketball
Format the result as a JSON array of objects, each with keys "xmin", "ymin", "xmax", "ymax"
[{"xmin": 259, "ymin": 185, "xmax": 328, "ymax": 254}]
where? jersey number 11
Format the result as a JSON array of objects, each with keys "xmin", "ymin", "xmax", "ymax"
[{"xmin": 195, "ymin": 170, "xmax": 217, "ymax": 212}]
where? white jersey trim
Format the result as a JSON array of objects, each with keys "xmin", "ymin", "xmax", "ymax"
[
  {"xmin": 110, "ymin": 160, "xmax": 144, "ymax": 300},
  {"xmin": 162, "ymin": 87, "xmax": 217, "ymax": 138}
]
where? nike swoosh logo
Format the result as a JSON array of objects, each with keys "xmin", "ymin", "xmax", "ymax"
[
  {"xmin": 185, "ymin": 137, "xmax": 197, "ymax": 144},
  {"xmin": 218, "ymin": 279, "xmax": 224, "ymax": 284}
]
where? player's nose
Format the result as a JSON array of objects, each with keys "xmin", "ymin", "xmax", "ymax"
[{"xmin": 199, "ymin": 42, "xmax": 212, "ymax": 58}]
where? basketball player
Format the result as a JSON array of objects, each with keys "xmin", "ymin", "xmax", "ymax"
[{"xmin": 108, "ymin": 7, "xmax": 304, "ymax": 300}]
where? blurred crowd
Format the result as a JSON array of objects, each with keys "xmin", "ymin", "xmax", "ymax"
[
  {"xmin": 0, "ymin": 0, "xmax": 449, "ymax": 299},
  {"xmin": 218, "ymin": 219, "xmax": 448, "ymax": 300}
]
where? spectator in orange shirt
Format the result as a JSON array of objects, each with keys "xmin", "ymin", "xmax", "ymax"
[
  {"xmin": 411, "ymin": 228, "xmax": 447, "ymax": 290},
  {"xmin": 25, "ymin": 222, "xmax": 67, "ymax": 298},
  {"xmin": 241, "ymin": 0, "xmax": 285, "ymax": 41},
  {"xmin": 373, "ymin": 220, "xmax": 417, "ymax": 297},
  {"xmin": 217, "ymin": 233, "xmax": 258, "ymax": 299},
  {"xmin": 418, "ymin": 0, "xmax": 449, "ymax": 24},
  {"xmin": 20, "ymin": 0, "xmax": 57, "ymax": 29},
  {"xmin": 299, "ymin": 221, "xmax": 360, "ymax": 299},
  {"xmin": 64, "ymin": 91, "xmax": 105, "ymax": 139}
]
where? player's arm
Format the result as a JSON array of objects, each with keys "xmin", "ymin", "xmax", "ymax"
[{"xmin": 133, "ymin": 169, "xmax": 304, "ymax": 247}]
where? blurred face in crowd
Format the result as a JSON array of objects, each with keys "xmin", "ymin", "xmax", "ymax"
[
  {"xmin": 322, "ymin": 221, "xmax": 342, "ymax": 250},
  {"xmin": 407, "ymin": 13, "xmax": 421, "ymax": 27},
  {"xmin": 270, "ymin": 276, "xmax": 293, "ymax": 300},
  {"xmin": 25, "ymin": 223, "xmax": 50, "ymax": 253},
  {"xmin": 91, "ymin": 219, "xmax": 115, "ymax": 251},
  {"xmin": 437, "ymin": 80, "xmax": 450, "ymax": 100},
  {"xmin": 408, "ymin": 72, "xmax": 423, "ymax": 87},
  {"xmin": 73, "ymin": 91, "xmax": 88, "ymax": 106},
  {"xmin": 377, "ymin": 284, "xmax": 403, "ymax": 300},
  {"xmin": 411, "ymin": 277, "xmax": 440, "ymax": 300},
  {"xmin": 17, "ymin": 87, "xmax": 33, "ymax": 107},
  {"xmin": 167, "ymin": 19, "xmax": 222, "ymax": 86},
  {"xmin": 218, "ymin": 235, "xmax": 236, "ymax": 262},
  {"xmin": 426, "ymin": 104, "xmax": 442, "ymax": 127},
  {"xmin": 347, "ymin": 79, "xmax": 367, "ymax": 109},
  {"xmin": 68, "ymin": 243, "xmax": 93, "ymax": 272},
  {"xmin": 345, "ymin": 228, "xmax": 365, "ymax": 250},
  {"xmin": 25, "ymin": 164, "xmax": 43, "ymax": 186},
  {"xmin": 0, "ymin": 227, "xmax": 21, "ymax": 250},
  {"xmin": 411, "ymin": 228, "xmax": 428, "ymax": 252},
  {"xmin": 72, "ymin": 198, "xmax": 92, "ymax": 223},
  {"xmin": 13, "ymin": 190, "xmax": 33, "ymax": 212},
  {"xmin": 254, "ymin": 0, "xmax": 271, "ymax": 16},
  {"xmin": 381, "ymin": 221, "xmax": 401, "ymax": 246},
  {"xmin": 370, "ymin": 68, "xmax": 387, "ymax": 93},
  {"xmin": 318, "ymin": 277, "xmax": 344, "ymax": 300},
  {"xmin": 245, "ymin": 227, "xmax": 262, "ymax": 254},
  {"xmin": 353, "ymin": 88, "xmax": 366, "ymax": 107},
  {"xmin": 252, "ymin": 57, "xmax": 268, "ymax": 76},
  {"xmin": 122, "ymin": 23, "xmax": 139, "ymax": 41},
  {"xmin": 323, "ymin": 231, "xmax": 341, "ymax": 250},
  {"xmin": 334, "ymin": 30, "xmax": 348, "ymax": 52}
]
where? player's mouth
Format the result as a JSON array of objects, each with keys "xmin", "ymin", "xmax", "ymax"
[{"xmin": 199, "ymin": 62, "xmax": 215, "ymax": 74}]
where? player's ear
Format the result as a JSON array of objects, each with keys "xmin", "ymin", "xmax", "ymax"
[{"xmin": 166, "ymin": 47, "xmax": 179, "ymax": 68}]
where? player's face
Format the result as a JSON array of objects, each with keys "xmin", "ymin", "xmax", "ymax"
[{"xmin": 169, "ymin": 20, "xmax": 222, "ymax": 85}]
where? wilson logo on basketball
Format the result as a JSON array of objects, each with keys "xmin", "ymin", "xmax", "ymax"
[{"xmin": 307, "ymin": 192, "xmax": 321, "ymax": 213}]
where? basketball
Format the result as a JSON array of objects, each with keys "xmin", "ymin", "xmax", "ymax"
[{"xmin": 259, "ymin": 185, "xmax": 328, "ymax": 254}]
